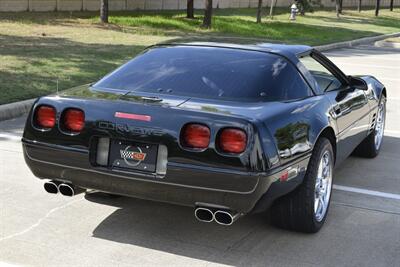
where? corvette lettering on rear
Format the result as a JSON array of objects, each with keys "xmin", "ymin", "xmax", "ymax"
[{"xmin": 97, "ymin": 121, "xmax": 164, "ymax": 136}]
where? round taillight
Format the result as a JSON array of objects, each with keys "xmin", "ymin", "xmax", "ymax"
[
  {"xmin": 35, "ymin": 105, "xmax": 56, "ymax": 129},
  {"xmin": 218, "ymin": 128, "xmax": 247, "ymax": 154},
  {"xmin": 63, "ymin": 109, "xmax": 85, "ymax": 132},
  {"xmin": 181, "ymin": 123, "xmax": 210, "ymax": 149}
]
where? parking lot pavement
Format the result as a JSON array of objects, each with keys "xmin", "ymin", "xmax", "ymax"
[{"xmin": 1, "ymin": 42, "xmax": 400, "ymax": 267}]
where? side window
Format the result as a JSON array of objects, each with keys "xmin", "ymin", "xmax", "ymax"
[
  {"xmin": 269, "ymin": 58, "xmax": 314, "ymax": 101},
  {"xmin": 299, "ymin": 55, "xmax": 342, "ymax": 92}
]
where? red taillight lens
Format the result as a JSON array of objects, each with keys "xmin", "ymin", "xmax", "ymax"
[
  {"xmin": 35, "ymin": 105, "xmax": 56, "ymax": 129},
  {"xmin": 63, "ymin": 109, "xmax": 85, "ymax": 132},
  {"xmin": 181, "ymin": 123, "xmax": 210, "ymax": 149},
  {"xmin": 218, "ymin": 128, "xmax": 247, "ymax": 154}
]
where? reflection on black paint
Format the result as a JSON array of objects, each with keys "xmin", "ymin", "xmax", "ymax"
[{"xmin": 275, "ymin": 122, "xmax": 310, "ymax": 158}]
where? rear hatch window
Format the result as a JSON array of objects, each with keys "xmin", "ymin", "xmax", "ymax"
[{"xmin": 93, "ymin": 46, "xmax": 310, "ymax": 102}]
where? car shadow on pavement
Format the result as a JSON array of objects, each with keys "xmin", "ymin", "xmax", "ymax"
[
  {"xmin": 85, "ymin": 192, "xmax": 313, "ymax": 265},
  {"xmin": 85, "ymin": 135, "xmax": 399, "ymax": 265}
]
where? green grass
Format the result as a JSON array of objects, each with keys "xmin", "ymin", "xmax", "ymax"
[
  {"xmin": 0, "ymin": 8, "xmax": 399, "ymax": 104},
  {"xmin": 105, "ymin": 8, "xmax": 400, "ymax": 44}
]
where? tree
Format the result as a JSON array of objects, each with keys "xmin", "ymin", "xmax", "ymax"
[
  {"xmin": 390, "ymin": 0, "xmax": 394, "ymax": 11},
  {"xmin": 256, "ymin": 0, "xmax": 263, "ymax": 23},
  {"xmin": 297, "ymin": 0, "xmax": 313, "ymax": 15},
  {"xmin": 358, "ymin": 0, "xmax": 362, "ymax": 12},
  {"xmin": 338, "ymin": 0, "xmax": 343, "ymax": 14},
  {"xmin": 187, "ymin": 0, "xmax": 194, "ymax": 19},
  {"xmin": 375, "ymin": 0, "xmax": 380, "ymax": 16},
  {"xmin": 202, "ymin": 0, "xmax": 213, "ymax": 28},
  {"xmin": 335, "ymin": 0, "xmax": 340, "ymax": 18},
  {"xmin": 100, "ymin": 0, "xmax": 109, "ymax": 23},
  {"xmin": 269, "ymin": 0, "xmax": 277, "ymax": 19}
]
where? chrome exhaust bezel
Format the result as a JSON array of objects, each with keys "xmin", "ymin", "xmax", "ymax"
[
  {"xmin": 214, "ymin": 210, "xmax": 239, "ymax": 226},
  {"xmin": 43, "ymin": 181, "xmax": 59, "ymax": 194},
  {"xmin": 194, "ymin": 207, "xmax": 214, "ymax": 223},
  {"xmin": 58, "ymin": 183, "xmax": 75, "ymax": 197}
]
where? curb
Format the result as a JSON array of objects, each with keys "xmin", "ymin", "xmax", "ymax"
[
  {"xmin": 375, "ymin": 39, "xmax": 400, "ymax": 49},
  {"xmin": 0, "ymin": 98, "xmax": 36, "ymax": 122},
  {"xmin": 315, "ymin": 32, "xmax": 400, "ymax": 51}
]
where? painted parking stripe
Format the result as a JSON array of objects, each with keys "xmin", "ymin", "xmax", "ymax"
[
  {"xmin": 385, "ymin": 130, "xmax": 400, "ymax": 136},
  {"xmin": 0, "ymin": 133, "xmax": 22, "ymax": 142},
  {"xmin": 325, "ymin": 54, "xmax": 400, "ymax": 61},
  {"xmin": 326, "ymin": 62, "xmax": 400, "ymax": 70},
  {"xmin": 333, "ymin": 184, "xmax": 400, "ymax": 201},
  {"xmin": 0, "ymin": 262, "xmax": 21, "ymax": 267}
]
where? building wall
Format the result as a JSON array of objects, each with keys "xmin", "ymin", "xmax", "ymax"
[{"xmin": 0, "ymin": 0, "xmax": 398, "ymax": 12}]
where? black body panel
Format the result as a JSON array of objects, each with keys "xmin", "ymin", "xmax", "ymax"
[{"xmin": 22, "ymin": 41, "xmax": 385, "ymax": 214}]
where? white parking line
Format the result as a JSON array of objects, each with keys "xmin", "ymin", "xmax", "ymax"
[
  {"xmin": 0, "ymin": 133, "xmax": 21, "ymax": 142},
  {"xmin": 325, "ymin": 54, "xmax": 400, "ymax": 61},
  {"xmin": 333, "ymin": 184, "xmax": 400, "ymax": 201},
  {"xmin": 326, "ymin": 62, "xmax": 400, "ymax": 70},
  {"xmin": 385, "ymin": 130, "xmax": 400, "ymax": 136},
  {"xmin": 0, "ymin": 262, "xmax": 21, "ymax": 267}
]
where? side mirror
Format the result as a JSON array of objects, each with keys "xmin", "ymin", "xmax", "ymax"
[{"xmin": 348, "ymin": 76, "xmax": 368, "ymax": 90}]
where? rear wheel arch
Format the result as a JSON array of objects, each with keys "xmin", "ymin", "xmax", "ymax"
[{"xmin": 315, "ymin": 127, "xmax": 336, "ymax": 165}]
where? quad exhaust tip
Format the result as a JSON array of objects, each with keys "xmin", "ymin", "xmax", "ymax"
[
  {"xmin": 194, "ymin": 207, "xmax": 240, "ymax": 225},
  {"xmin": 43, "ymin": 181, "xmax": 84, "ymax": 197},
  {"xmin": 194, "ymin": 207, "xmax": 214, "ymax": 223},
  {"xmin": 214, "ymin": 210, "xmax": 239, "ymax": 226},
  {"xmin": 58, "ymin": 183, "xmax": 75, "ymax": 197},
  {"xmin": 44, "ymin": 181, "xmax": 59, "ymax": 194}
]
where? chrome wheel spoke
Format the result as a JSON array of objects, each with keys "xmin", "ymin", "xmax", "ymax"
[
  {"xmin": 317, "ymin": 197, "xmax": 325, "ymax": 215},
  {"xmin": 314, "ymin": 197, "xmax": 319, "ymax": 214},
  {"xmin": 314, "ymin": 150, "xmax": 333, "ymax": 222},
  {"xmin": 375, "ymin": 102, "xmax": 385, "ymax": 150}
]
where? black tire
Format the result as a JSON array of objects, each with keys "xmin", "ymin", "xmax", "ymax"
[
  {"xmin": 353, "ymin": 95, "xmax": 386, "ymax": 158},
  {"xmin": 271, "ymin": 137, "xmax": 334, "ymax": 233}
]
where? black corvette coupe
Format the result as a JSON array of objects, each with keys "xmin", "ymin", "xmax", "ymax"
[{"xmin": 22, "ymin": 39, "xmax": 386, "ymax": 233}]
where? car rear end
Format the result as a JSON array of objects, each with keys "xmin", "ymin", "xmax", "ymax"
[
  {"xmin": 22, "ymin": 92, "xmax": 275, "ymax": 213},
  {"xmin": 22, "ymin": 44, "xmax": 309, "ymax": 223}
]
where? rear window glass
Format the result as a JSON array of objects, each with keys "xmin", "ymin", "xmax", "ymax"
[{"xmin": 93, "ymin": 46, "xmax": 312, "ymax": 102}]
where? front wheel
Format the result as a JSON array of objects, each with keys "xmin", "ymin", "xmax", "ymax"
[{"xmin": 271, "ymin": 137, "xmax": 334, "ymax": 233}]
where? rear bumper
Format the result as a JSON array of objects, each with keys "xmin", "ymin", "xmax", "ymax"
[{"xmin": 22, "ymin": 138, "xmax": 310, "ymax": 213}]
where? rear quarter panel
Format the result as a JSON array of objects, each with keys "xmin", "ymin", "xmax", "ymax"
[{"xmin": 260, "ymin": 96, "xmax": 337, "ymax": 167}]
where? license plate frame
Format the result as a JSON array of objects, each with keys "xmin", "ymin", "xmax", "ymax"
[{"xmin": 108, "ymin": 140, "xmax": 158, "ymax": 173}]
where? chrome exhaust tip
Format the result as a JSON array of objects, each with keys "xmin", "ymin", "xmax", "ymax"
[
  {"xmin": 214, "ymin": 210, "xmax": 239, "ymax": 226},
  {"xmin": 44, "ymin": 181, "xmax": 59, "ymax": 194},
  {"xmin": 194, "ymin": 207, "xmax": 214, "ymax": 223},
  {"xmin": 58, "ymin": 183, "xmax": 75, "ymax": 197},
  {"xmin": 58, "ymin": 183, "xmax": 85, "ymax": 197}
]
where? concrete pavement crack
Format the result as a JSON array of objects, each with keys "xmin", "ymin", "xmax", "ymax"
[
  {"xmin": 332, "ymin": 201, "xmax": 400, "ymax": 216},
  {"xmin": 0, "ymin": 197, "xmax": 83, "ymax": 242}
]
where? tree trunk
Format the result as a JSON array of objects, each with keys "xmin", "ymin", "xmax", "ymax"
[
  {"xmin": 335, "ymin": 0, "xmax": 340, "ymax": 18},
  {"xmin": 256, "ymin": 0, "xmax": 263, "ymax": 23},
  {"xmin": 375, "ymin": 0, "xmax": 380, "ymax": 16},
  {"xmin": 338, "ymin": 0, "xmax": 343, "ymax": 14},
  {"xmin": 390, "ymin": 0, "xmax": 394, "ymax": 11},
  {"xmin": 187, "ymin": 0, "xmax": 194, "ymax": 18},
  {"xmin": 100, "ymin": 0, "xmax": 109, "ymax": 23},
  {"xmin": 269, "ymin": 0, "xmax": 277, "ymax": 18},
  {"xmin": 202, "ymin": 0, "xmax": 213, "ymax": 28},
  {"xmin": 357, "ymin": 0, "xmax": 362, "ymax": 12}
]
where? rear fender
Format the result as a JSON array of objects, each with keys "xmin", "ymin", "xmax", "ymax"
[{"xmin": 262, "ymin": 96, "xmax": 337, "ymax": 168}]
